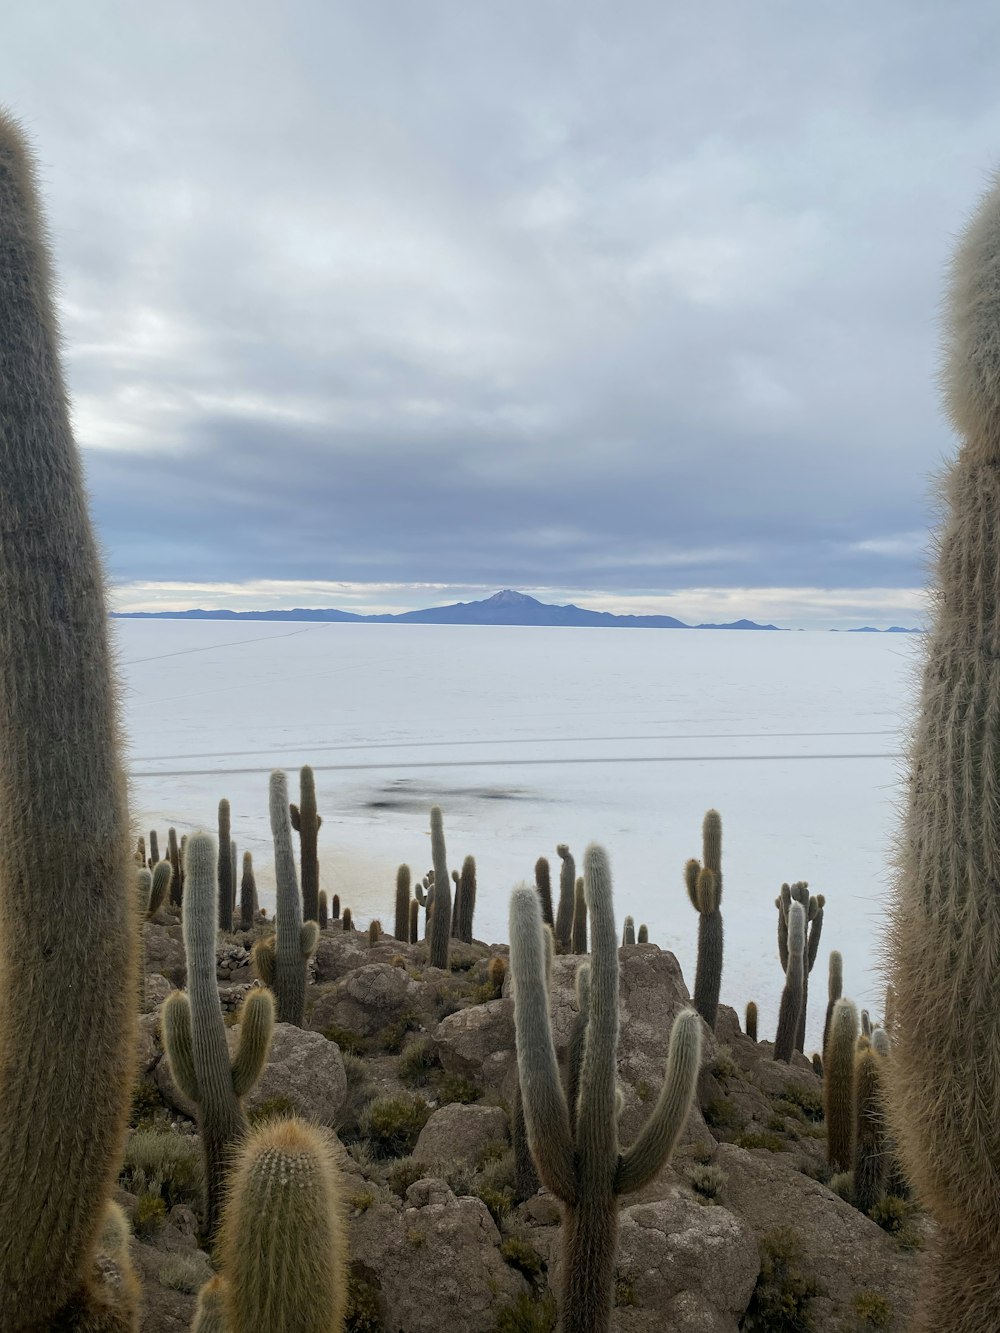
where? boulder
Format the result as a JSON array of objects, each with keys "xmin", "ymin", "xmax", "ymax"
[
  {"xmin": 412, "ymin": 1103, "xmax": 509, "ymax": 1166},
  {"xmin": 434, "ymin": 999, "xmax": 515, "ymax": 1091},
  {"xmin": 230, "ymin": 1021, "xmax": 347, "ymax": 1127},
  {"xmin": 308, "ymin": 964, "xmax": 423, "ymax": 1038},
  {"xmin": 144, "ymin": 928, "xmax": 186, "ymax": 987}
]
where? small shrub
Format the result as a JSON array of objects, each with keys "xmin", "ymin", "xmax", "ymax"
[
  {"xmin": 476, "ymin": 1183, "xmax": 514, "ymax": 1229},
  {"xmin": 348, "ymin": 1190, "xmax": 377, "ymax": 1213},
  {"xmin": 703, "ymin": 1098, "xmax": 743, "ymax": 1131},
  {"xmin": 341, "ymin": 1050, "xmax": 371, "ymax": 1090},
  {"xmin": 500, "ymin": 1236, "xmax": 543, "ymax": 1281},
  {"xmin": 247, "ymin": 1095, "xmax": 296, "ymax": 1126},
  {"xmin": 613, "ymin": 1275, "xmax": 636, "ymax": 1307},
  {"xmin": 398, "ymin": 1037, "xmax": 440, "ymax": 1086},
  {"xmin": 479, "ymin": 1149, "xmax": 517, "ymax": 1197},
  {"xmin": 851, "ymin": 1290, "xmax": 893, "ymax": 1330},
  {"xmin": 635, "ymin": 1080, "xmax": 651, "ymax": 1103},
  {"xmin": 323, "ymin": 1024, "xmax": 369, "ymax": 1057},
  {"xmin": 710, "ymin": 1047, "xmax": 739, "ymax": 1079},
  {"xmin": 493, "ymin": 1292, "xmax": 557, "ymax": 1333},
  {"xmin": 742, "ymin": 1226, "xmax": 823, "ymax": 1332},
  {"xmin": 158, "ymin": 1254, "xmax": 208, "ymax": 1294},
  {"xmin": 690, "ymin": 1140, "xmax": 716, "ymax": 1165},
  {"xmin": 361, "ymin": 1094, "xmax": 432, "ymax": 1159},
  {"xmin": 385, "ymin": 1157, "xmax": 426, "ymax": 1199},
  {"xmin": 406, "ymin": 1227, "xmax": 426, "ymax": 1247},
  {"xmin": 868, "ymin": 1195, "xmax": 923, "ymax": 1250},
  {"xmin": 690, "ymin": 1164, "xmax": 726, "ymax": 1199},
  {"xmin": 780, "ymin": 1083, "xmax": 824, "ymax": 1121},
  {"xmin": 433, "ymin": 1071, "xmax": 482, "ymax": 1105},
  {"xmin": 133, "ymin": 1192, "xmax": 167, "ymax": 1238},
  {"xmin": 736, "ymin": 1129, "xmax": 786, "ymax": 1153},
  {"xmin": 120, "ymin": 1129, "xmax": 202, "ymax": 1208},
  {"xmin": 378, "ymin": 1009, "xmax": 420, "ymax": 1054},
  {"xmin": 476, "ymin": 1138, "xmax": 510, "ymax": 1169},
  {"xmin": 129, "ymin": 1080, "xmax": 167, "ymax": 1130},
  {"xmin": 828, "ymin": 1171, "xmax": 855, "ymax": 1202}
]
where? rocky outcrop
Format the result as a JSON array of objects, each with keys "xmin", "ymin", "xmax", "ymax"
[
  {"xmin": 412, "ymin": 1104, "xmax": 509, "ymax": 1166},
  {"xmin": 309, "ymin": 963, "xmax": 424, "ymax": 1038}
]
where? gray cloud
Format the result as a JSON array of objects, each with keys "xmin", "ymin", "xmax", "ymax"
[{"xmin": 5, "ymin": 1, "xmax": 999, "ymax": 615}]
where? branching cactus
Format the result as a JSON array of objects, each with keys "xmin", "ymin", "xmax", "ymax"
[
  {"xmin": 554, "ymin": 844, "xmax": 576, "ymax": 952},
  {"xmin": 394, "ymin": 864, "xmax": 411, "ymax": 941},
  {"xmin": 213, "ymin": 1117, "xmax": 348, "ymax": 1332},
  {"xmin": 254, "ymin": 771, "xmax": 320, "ymax": 1025},
  {"xmin": 572, "ymin": 875, "xmax": 588, "ymax": 954},
  {"xmin": 428, "ymin": 806, "xmax": 452, "ymax": 969},
  {"xmin": 823, "ymin": 951, "xmax": 843, "ymax": 1058},
  {"xmin": 685, "ymin": 809, "xmax": 725, "ymax": 1028},
  {"xmin": 773, "ymin": 901, "xmax": 805, "ymax": 1062},
  {"xmin": 775, "ymin": 881, "xmax": 824, "ymax": 1052},
  {"xmin": 162, "ymin": 831, "xmax": 274, "ymax": 1238},
  {"xmin": 535, "ymin": 855, "xmax": 554, "ymax": 928},
  {"xmin": 457, "ymin": 854, "xmax": 477, "ymax": 944},
  {"xmin": 240, "ymin": 852, "xmax": 256, "ymax": 932},
  {"xmin": 0, "ymin": 113, "xmax": 140, "ymax": 1330},
  {"xmin": 218, "ymin": 799, "xmax": 233, "ymax": 933},
  {"xmin": 825, "ymin": 998, "xmax": 858, "ymax": 1173},
  {"xmin": 509, "ymin": 844, "xmax": 702, "ymax": 1333},
  {"xmin": 289, "ymin": 764, "xmax": 322, "ymax": 923}
]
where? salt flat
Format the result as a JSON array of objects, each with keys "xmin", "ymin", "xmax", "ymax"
[{"xmin": 117, "ymin": 619, "xmax": 917, "ymax": 1053}]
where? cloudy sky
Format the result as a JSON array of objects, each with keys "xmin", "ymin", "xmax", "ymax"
[{"xmin": 6, "ymin": 2, "xmax": 1000, "ymax": 627}]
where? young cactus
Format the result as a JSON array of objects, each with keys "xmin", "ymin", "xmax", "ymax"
[
  {"xmin": 0, "ymin": 113, "xmax": 140, "ymax": 1329},
  {"xmin": 572, "ymin": 875, "xmax": 588, "ymax": 954},
  {"xmin": 289, "ymin": 764, "xmax": 322, "ymax": 923},
  {"xmin": 534, "ymin": 855, "xmax": 554, "ymax": 928},
  {"xmin": 854, "ymin": 1045, "xmax": 887, "ymax": 1215},
  {"xmin": 240, "ymin": 851, "xmax": 256, "ymax": 932},
  {"xmin": 368, "ymin": 919, "xmax": 382, "ymax": 946},
  {"xmin": 214, "ymin": 1117, "xmax": 348, "ymax": 1332},
  {"xmin": 409, "ymin": 897, "xmax": 419, "ymax": 944},
  {"xmin": 637, "ymin": 923, "xmax": 649, "ymax": 944},
  {"xmin": 685, "ymin": 808, "xmax": 725, "ymax": 1028},
  {"xmin": 147, "ymin": 858, "xmax": 173, "ymax": 918},
  {"xmin": 168, "ymin": 825, "xmax": 184, "ymax": 906},
  {"xmin": 509, "ymin": 844, "xmax": 702, "ymax": 1332},
  {"xmin": 149, "ymin": 829, "xmax": 160, "ymax": 866},
  {"xmin": 773, "ymin": 901, "xmax": 805, "ymax": 1062},
  {"xmin": 823, "ymin": 951, "xmax": 843, "ymax": 1058},
  {"xmin": 745, "ymin": 1001, "xmax": 758, "ymax": 1042},
  {"xmin": 394, "ymin": 864, "xmax": 411, "ymax": 941},
  {"xmin": 192, "ymin": 1276, "xmax": 229, "ymax": 1333},
  {"xmin": 622, "ymin": 915, "xmax": 636, "ymax": 947},
  {"xmin": 825, "ymin": 998, "xmax": 859, "ymax": 1172},
  {"xmin": 218, "ymin": 799, "xmax": 233, "ymax": 933},
  {"xmin": 428, "ymin": 806, "xmax": 452, "ymax": 969},
  {"xmin": 162, "ymin": 831, "xmax": 275, "ymax": 1238},
  {"xmin": 554, "ymin": 843, "xmax": 576, "ymax": 952},
  {"xmin": 318, "ymin": 890, "xmax": 328, "ymax": 931},
  {"xmin": 457, "ymin": 854, "xmax": 477, "ymax": 944}
]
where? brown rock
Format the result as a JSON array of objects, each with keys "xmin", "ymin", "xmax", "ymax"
[
  {"xmin": 308, "ymin": 963, "xmax": 422, "ymax": 1038},
  {"xmin": 412, "ymin": 1103, "xmax": 509, "ymax": 1166},
  {"xmin": 434, "ymin": 998, "xmax": 515, "ymax": 1091}
]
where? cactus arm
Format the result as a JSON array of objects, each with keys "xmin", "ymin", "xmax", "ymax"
[
  {"xmin": 230, "ymin": 989, "xmax": 275, "ymax": 1099},
  {"xmin": 554, "ymin": 844, "xmax": 576, "ymax": 951},
  {"xmin": 289, "ymin": 803, "xmax": 301, "ymax": 831},
  {"xmin": 162, "ymin": 991, "xmax": 201, "ymax": 1103},
  {"xmin": 428, "ymin": 805, "xmax": 452, "ymax": 969},
  {"xmin": 684, "ymin": 859, "xmax": 700, "ymax": 909},
  {"xmin": 614, "ymin": 1008, "xmax": 702, "ymax": 1195},
  {"xmin": 271, "ymin": 771, "xmax": 308, "ymax": 1025},
  {"xmin": 300, "ymin": 919, "xmax": 320, "ymax": 957},
  {"xmin": 192, "ymin": 1277, "xmax": 230, "ymax": 1333},
  {"xmin": 566, "ymin": 963, "xmax": 591, "ymax": 1134},
  {"xmin": 295, "ymin": 766, "xmax": 321, "ymax": 923},
  {"xmin": 575, "ymin": 844, "xmax": 620, "ymax": 1169},
  {"xmin": 508, "ymin": 886, "xmax": 576, "ymax": 1205},
  {"xmin": 571, "ymin": 874, "xmax": 588, "ymax": 954}
]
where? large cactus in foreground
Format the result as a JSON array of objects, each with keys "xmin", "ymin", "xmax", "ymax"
[
  {"xmin": 0, "ymin": 111, "xmax": 140, "ymax": 1330},
  {"xmin": 510, "ymin": 844, "xmax": 702, "ymax": 1332},
  {"xmin": 211, "ymin": 1117, "xmax": 348, "ymax": 1332},
  {"xmin": 290, "ymin": 763, "xmax": 322, "ymax": 923},
  {"xmin": 685, "ymin": 808, "xmax": 724, "ymax": 1027},
  {"xmin": 163, "ymin": 832, "xmax": 274, "ymax": 1237},
  {"xmin": 888, "ymin": 178, "xmax": 1000, "ymax": 1331},
  {"xmin": 253, "ymin": 771, "xmax": 320, "ymax": 1024},
  {"xmin": 428, "ymin": 806, "xmax": 452, "ymax": 969}
]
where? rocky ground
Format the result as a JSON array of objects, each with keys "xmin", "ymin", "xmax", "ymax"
[{"xmin": 129, "ymin": 911, "xmax": 921, "ymax": 1332}]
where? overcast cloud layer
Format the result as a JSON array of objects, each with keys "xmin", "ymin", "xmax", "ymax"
[{"xmin": 5, "ymin": 2, "xmax": 1000, "ymax": 627}]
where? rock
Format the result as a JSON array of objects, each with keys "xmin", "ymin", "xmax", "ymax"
[
  {"xmin": 142, "ymin": 973, "xmax": 173, "ymax": 1016},
  {"xmin": 136, "ymin": 1012, "xmax": 161, "ymax": 1077},
  {"xmin": 348, "ymin": 1183, "xmax": 528, "ymax": 1333},
  {"xmin": 312, "ymin": 932, "xmax": 371, "ymax": 982},
  {"xmin": 413, "ymin": 1104, "xmax": 509, "ymax": 1166},
  {"xmin": 130, "ymin": 1233, "xmax": 211, "ymax": 1332},
  {"xmin": 308, "ymin": 964, "xmax": 423, "ymax": 1038},
  {"xmin": 144, "ymin": 928, "xmax": 186, "ymax": 987},
  {"xmin": 434, "ymin": 998, "xmax": 515, "ymax": 1090},
  {"xmin": 716, "ymin": 1143, "xmax": 918, "ymax": 1330},
  {"xmin": 229, "ymin": 1021, "xmax": 347, "ymax": 1127}
]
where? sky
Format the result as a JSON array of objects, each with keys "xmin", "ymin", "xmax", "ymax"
[{"xmin": 5, "ymin": 2, "xmax": 1000, "ymax": 628}]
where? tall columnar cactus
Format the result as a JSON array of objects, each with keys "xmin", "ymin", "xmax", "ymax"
[
  {"xmin": 554, "ymin": 843, "xmax": 576, "ymax": 952},
  {"xmin": 775, "ymin": 881, "xmax": 824, "ymax": 1052},
  {"xmin": 535, "ymin": 855, "xmax": 554, "ymax": 928},
  {"xmin": 745, "ymin": 1001, "xmax": 758, "ymax": 1042},
  {"xmin": 149, "ymin": 829, "xmax": 160, "ymax": 866},
  {"xmin": 168, "ymin": 826, "xmax": 184, "ymax": 907},
  {"xmin": 622, "ymin": 915, "xmax": 636, "ymax": 947},
  {"xmin": 218, "ymin": 799, "xmax": 233, "ymax": 932},
  {"xmin": 684, "ymin": 808, "xmax": 725, "ymax": 1028},
  {"xmin": 457, "ymin": 854, "xmax": 477, "ymax": 944},
  {"xmin": 637, "ymin": 923, "xmax": 649, "ymax": 944},
  {"xmin": 510, "ymin": 844, "xmax": 702, "ymax": 1333},
  {"xmin": 773, "ymin": 901, "xmax": 805, "ymax": 1062},
  {"xmin": 428, "ymin": 806, "xmax": 452, "ymax": 969},
  {"xmin": 162, "ymin": 832, "xmax": 274, "ymax": 1238},
  {"xmin": 409, "ymin": 897, "xmax": 419, "ymax": 944},
  {"xmin": 240, "ymin": 852, "xmax": 256, "ymax": 932},
  {"xmin": 318, "ymin": 890, "xmax": 328, "ymax": 930},
  {"xmin": 824, "ymin": 998, "xmax": 858, "ymax": 1173},
  {"xmin": 147, "ymin": 859, "xmax": 173, "ymax": 918},
  {"xmin": 332, "ymin": 892, "xmax": 340, "ymax": 921},
  {"xmin": 252, "ymin": 771, "xmax": 320, "ymax": 1025},
  {"xmin": 823, "ymin": 951, "xmax": 843, "ymax": 1058},
  {"xmin": 572, "ymin": 875, "xmax": 588, "ymax": 954},
  {"xmin": 230, "ymin": 839, "xmax": 238, "ymax": 918},
  {"xmin": 212, "ymin": 1117, "xmax": 348, "ymax": 1332},
  {"xmin": 0, "ymin": 113, "xmax": 140, "ymax": 1331},
  {"xmin": 136, "ymin": 835, "xmax": 146, "ymax": 868},
  {"xmin": 289, "ymin": 764, "xmax": 322, "ymax": 923},
  {"xmin": 854, "ymin": 1045, "xmax": 887, "ymax": 1215},
  {"xmin": 394, "ymin": 864, "xmax": 411, "ymax": 941}
]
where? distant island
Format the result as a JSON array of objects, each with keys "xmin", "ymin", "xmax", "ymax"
[{"xmin": 112, "ymin": 587, "xmax": 920, "ymax": 632}]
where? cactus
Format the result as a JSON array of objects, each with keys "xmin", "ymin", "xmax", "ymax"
[
  {"xmin": 451, "ymin": 868, "xmax": 461, "ymax": 937},
  {"xmin": 318, "ymin": 890, "xmax": 328, "ymax": 930},
  {"xmin": 240, "ymin": 852, "xmax": 256, "ymax": 932},
  {"xmin": 534, "ymin": 855, "xmax": 554, "ymax": 928},
  {"xmin": 147, "ymin": 859, "xmax": 173, "ymax": 918},
  {"xmin": 861, "ymin": 1009, "xmax": 872, "ymax": 1040},
  {"xmin": 622, "ymin": 915, "xmax": 635, "ymax": 947},
  {"xmin": 745, "ymin": 1001, "xmax": 758, "ymax": 1042},
  {"xmin": 162, "ymin": 832, "xmax": 274, "ymax": 1237},
  {"xmin": 264, "ymin": 771, "xmax": 319, "ymax": 1024},
  {"xmin": 509, "ymin": 844, "xmax": 702, "ymax": 1332},
  {"xmin": 149, "ymin": 830, "xmax": 160, "ymax": 866},
  {"xmin": 394, "ymin": 864, "xmax": 411, "ymax": 941},
  {"xmin": 854, "ymin": 1045, "xmax": 887, "ymax": 1215},
  {"xmin": 230, "ymin": 839, "xmax": 238, "ymax": 918},
  {"xmin": 554, "ymin": 844, "xmax": 576, "ymax": 952},
  {"xmin": 0, "ymin": 113, "xmax": 140, "ymax": 1330},
  {"xmin": 342, "ymin": 907, "xmax": 353, "ymax": 932},
  {"xmin": 168, "ymin": 826, "xmax": 184, "ymax": 907},
  {"xmin": 408, "ymin": 897, "xmax": 419, "ymax": 943},
  {"xmin": 812, "ymin": 1052, "xmax": 824, "ymax": 1077},
  {"xmin": 214, "ymin": 1117, "xmax": 348, "ymax": 1332},
  {"xmin": 289, "ymin": 764, "xmax": 322, "ymax": 923},
  {"xmin": 572, "ymin": 875, "xmax": 588, "ymax": 954},
  {"xmin": 136, "ymin": 834, "xmax": 147, "ymax": 868},
  {"xmin": 823, "ymin": 951, "xmax": 843, "ymax": 1058},
  {"xmin": 218, "ymin": 799, "xmax": 233, "ymax": 932},
  {"xmin": 773, "ymin": 901, "xmax": 805, "ymax": 1062},
  {"xmin": 637, "ymin": 923, "xmax": 648, "ymax": 944},
  {"xmin": 428, "ymin": 806, "xmax": 452, "ymax": 969},
  {"xmin": 457, "ymin": 854, "xmax": 477, "ymax": 944},
  {"xmin": 332, "ymin": 892, "xmax": 340, "ymax": 920},
  {"xmin": 824, "ymin": 998, "xmax": 858, "ymax": 1172},
  {"xmin": 685, "ymin": 809, "xmax": 725, "ymax": 1028},
  {"xmin": 775, "ymin": 881, "xmax": 824, "ymax": 1052},
  {"xmin": 192, "ymin": 1276, "xmax": 229, "ymax": 1333},
  {"xmin": 368, "ymin": 919, "xmax": 382, "ymax": 946}
]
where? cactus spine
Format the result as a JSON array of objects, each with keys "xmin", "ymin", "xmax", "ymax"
[
  {"xmin": 457, "ymin": 854, "xmax": 477, "ymax": 944},
  {"xmin": 289, "ymin": 764, "xmax": 322, "ymax": 923},
  {"xmin": 162, "ymin": 832, "xmax": 274, "ymax": 1237},
  {"xmin": 745, "ymin": 1001, "xmax": 758, "ymax": 1042},
  {"xmin": 685, "ymin": 809, "xmax": 725, "ymax": 1028},
  {"xmin": 572, "ymin": 875, "xmax": 588, "ymax": 954},
  {"xmin": 824, "ymin": 998, "xmax": 858, "ymax": 1172},
  {"xmin": 428, "ymin": 806, "xmax": 451, "ymax": 969},
  {"xmin": 394, "ymin": 864, "xmax": 411, "ymax": 941},
  {"xmin": 214, "ymin": 1117, "xmax": 348, "ymax": 1332},
  {"xmin": 509, "ymin": 844, "xmax": 702, "ymax": 1333},
  {"xmin": 535, "ymin": 855, "xmax": 554, "ymax": 928},
  {"xmin": 0, "ymin": 113, "xmax": 140, "ymax": 1330},
  {"xmin": 268, "ymin": 770, "xmax": 319, "ymax": 1025},
  {"xmin": 773, "ymin": 901, "xmax": 805, "ymax": 1062},
  {"xmin": 218, "ymin": 799, "xmax": 233, "ymax": 932},
  {"xmin": 240, "ymin": 852, "xmax": 256, "ymax": 932}
]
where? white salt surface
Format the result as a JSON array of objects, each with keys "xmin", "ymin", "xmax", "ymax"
[{"xmin": 117, "ymin": 619, "xmax": 918, "ymax": 1053}]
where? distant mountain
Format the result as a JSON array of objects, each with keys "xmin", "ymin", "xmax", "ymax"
[
  {"xmin": 837, "ymin": 626, "xmax": 923, "ymax": 634},
  {"xmin": 113, "ymin": 588, "xmax": 782, "ymax": 630}
]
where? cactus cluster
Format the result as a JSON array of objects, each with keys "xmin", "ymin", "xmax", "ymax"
[{"xmin": 774, "ymin": 880, "xmax": 824, "ymax": 1054}]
